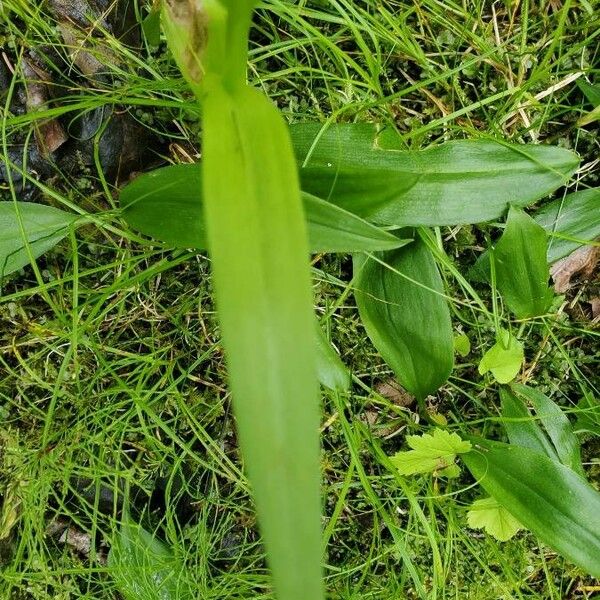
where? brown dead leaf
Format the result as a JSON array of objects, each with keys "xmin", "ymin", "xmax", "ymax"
[
  {"xmin": 21, "ymin": 58, "xmax": 67, "ymax": 156},
  {"xmin": 375, "ymin": 380, "xmax": 415, "ymax": 408},
  {"xmin": 551, "ymin": 245, "xmax": 599, "ymax": 293}
]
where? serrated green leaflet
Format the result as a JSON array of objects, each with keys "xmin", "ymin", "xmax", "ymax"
[
  {"xmin": 466, "ymin": 497, "xmax": 523, "ymax": 542},
  {"xmin": 463, "ymin": 439, "xmax": 600, "ymax": 577},
  {"xmin": 292, "ymin": 124, "xmax": 579, "ymax": 226},
  {"xmin": 0, "ymin": 202, "xmax": 78, "ymax": 278},
  {"xmin": 354, "ymin": 234, "xmax": 454, "ymax": 401},
  {"xmin": 478, "ymin": 329, "xmax": 523, "ymax": 384},
  {"xmin": 201, "ymin": 84, "xmax": 323, "ymax": 600},
  {"xmin": 534, "ymin": 187, "xmax": 600, "ymax": 263},
  {"xmin": 119, "ymin": 163, "xmax": 408, "ymax": 253},
  {"xmin": 391, "ymin": 429, "xmax": 471, "ymax": 476}
]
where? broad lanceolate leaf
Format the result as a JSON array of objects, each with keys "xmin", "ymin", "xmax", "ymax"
[
  {"xmin": 463, "ymin": 438, "xmax": 600, "ymax": 577},
  {"xmin": 500, "ymin": 387, "xmax": 558, "ymax": 460},
  {"xmin": 291, "ymin": 124, "xmax": 580, "ymax": 227},
  {"xmin": 303, "ymin": 193, "xmax": 408, "ymax": 253},
  {"xmin": 119, "ymin": 163, "xmax": 406, "ymax": 254},
  {"xmin": 108, "ymin": 521, "xmax": 192, "ymax": 600},
  {"xmin": 478, "ymin": 329, "xmax": 523, "ymax": 384},
  {"xmin": 574, "ymin": 395, "xmax": 600, "ymax": 437},
  {"xmin": 0, "ymin": 202, "xmax": 78, "ymax": 278},
  {"xmin": 467, "ymin": 497, "xmax": 523, "ymax": 541},
  {"xmin": 391, "ymin": 429, "xmax": 471, "ymax": 475},
  {"xmin": 490, "ymin": 206, "xmax": 553, "ymax": 318},
  {"xmin": 510, "ymin": 384, "xmax": 583, "ymax": 476},
  {"xmin": 315, "ymin": 324, "xmax": 350, "ymax": 392},
  {"xmin": 578, "ymin": 80, "xmax": 600, "ymax": 107},
  {"xmin": 202, "ymin": 83, "xmax": 323, "ymax": 600},
  {"xmin": 533, "ymin": 187, "xmax": 600, "ymax": 263},
  {"xmin": 354, "ymin": 235, "xmax": 454, "ymax": 400}
]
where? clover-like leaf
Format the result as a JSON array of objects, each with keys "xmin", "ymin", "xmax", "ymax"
[
  {"xmin": 391, "ymin": 429, "xmax": 471, "ymax": 476},
  {"xmin": 478, "ymin": 329, "xmax": 524, "ymax": 384}
]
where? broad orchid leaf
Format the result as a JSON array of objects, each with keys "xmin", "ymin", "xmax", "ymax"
[
  {"xmin": 466, "ymin": 497, "xmax": 523, "ymax": 542},
  {"xmin": 0, "ymin": 202, "xmax": 78, "ymax": 278},
  {"xmin": 578, "ymin": 80, "xmax": 600, "ymax": 107},
  {"xmin": 500, "ymin": 387, "xmax": 558, "ymax": 460},
  {"xmin": 291, "ymin": 124, "xmax": 580, "ymax": 226},
  {"xmin": 574, "ymin": 395, "xmax": 600, "ymax": 436},
  {"xmin": 391, "ymin": 429, "xmax": 471, "ymax": 475},
  {"xmin": 533, "ymin": 187, "xmax": 600, "ymax": 263},
  {"xmin": 354, "ymin": 235, "xmax": 454, "ymax": 401},
  {"xmin": 201, "ymin": 82, "xmax": 324, "ymax": 600},
  {"xmin": 475, "ymin": 206, "xmax": 553, "ymax": 319},
  {"xmin": 304, "ymin": 193, "xmax": 408, "ymax": 253},
  {"xmin": 315, "ymin": 324, "xmax": 351, "ymax": 392},
  {"xmin": 463, "ymin": 438, "xmax": 600, "ymax": 577},
  {"xmin": 510, "ymin": 384, "xmax": 583, "ymax": 476},
  {"xmin": 108, "ymin": 521, "xmax": 192, "ymax": 600},
  {"xmin": 119, "ymin": 163, "xmax": 408, "ymax": 253},
  {"xmin": 478, "ymin": 329, "xmax": 523, "ymax": 384}
]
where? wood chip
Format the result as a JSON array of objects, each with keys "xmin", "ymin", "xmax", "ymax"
[
  {"xmin": 590, "ymin": 298, "xmax": 600, "ymax": 321},
  {"xmin": 21, "ymin": 58, "xmax": 67, "ymax": 155}
]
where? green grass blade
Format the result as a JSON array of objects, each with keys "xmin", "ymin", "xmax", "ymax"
[
  {"xmin": 202, "ymin": 83, "xmax": 324, "ymax": 600},
  {"xmin": 292, "ymin": 124, "xmax": 579, "ymax": 226}
]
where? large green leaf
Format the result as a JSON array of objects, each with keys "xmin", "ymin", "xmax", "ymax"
[
  {"xmin": 500, "ymin": 387, "xmax": 558, "ymax": 460},
  {"xmin": 578, "ymin": 80, "xmax": 600, "ymax": 107},
  {"xmin": 354, "ymin": 234, "xmax": 454, "ymax": 400},
  {"xmin": 533, "ymin": 188, "xmax": 600, "ymax": 263},
  {"xmin": 0, "ymin": 202, "xmax": 78, "ymax": 278},
  {"xmin": 164, "ymin": 1, "xmax": 324, "ymax": 597},
  {"xmin": 475, "ymin": 206, "xmax": 553, "ymax": 319},
  {"xmin": 108, "ymin": 521, "xmax": 192, "ymax": 600},
  {"xmin": 463, "ymin": 439, "xmax": 600, "ymax": 577},
  {"xmin": 201, "ymin": 83, "xmax": 324, "ymax": 600},
  {"xmin": 315, "ymin": 324, "xmax": 351, "ymax": 392},
  {"xmin": 119, "ymin": 163, "xmax": 406, "ymax": 253},
  {"xmin": 510, "ymin": 384, "xmax": 583, "ymax": 476},
  {"xmin": 304, "ymin": 192, "xmax": 407, "ymax": 253},
  {"xmin": 291, "ymin": 124, "xmax": 580, "ymax": 226}
]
